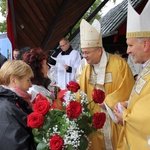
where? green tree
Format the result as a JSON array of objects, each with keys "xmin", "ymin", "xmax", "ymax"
[
  {"xmin": 0, "ymin": 0, "xmax": 6, "ymax": 33},
  {"xmin": 67, "ymin": 0, "xmax": 102, "ymax": 38},
  {"xmin": 67, "ymin": 0, "xmax": 117, "ymax": 37}
]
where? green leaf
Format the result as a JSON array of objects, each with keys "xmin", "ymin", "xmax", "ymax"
[
  {"xmin": 37, "ymin": 143, "xmax": 49, "ymax": 150},
  {"xmin": 66, "ymin": 145, "xmax": 74, "ymax": 150},
  {"xmin": 78, "ymin": 115, "xmax": 90, "ymax": 128},
  {"xmin": 34, "ymin": 135, "xmax": 43, "ymax": 143},
  {"xmin": 78, "ymin": 136, "xmax": 89, "ymax": 150},
  {"xmin": 32, "ymin": 128, "xmax": 39, "ymax": 136}
]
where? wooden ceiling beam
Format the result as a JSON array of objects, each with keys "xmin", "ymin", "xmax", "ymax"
[{"xmin": 41, "ymin": 0, "xmax": 69, "ymax": 50}]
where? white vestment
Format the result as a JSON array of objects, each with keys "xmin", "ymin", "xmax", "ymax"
[{"xmin": 55, "ymin": 49, "xmax": 81, "ymax": 89}]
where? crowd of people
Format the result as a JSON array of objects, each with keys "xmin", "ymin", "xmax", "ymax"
[{"xmin": 0, "ymin": 0, "xmax": 150, "ymax": 150}]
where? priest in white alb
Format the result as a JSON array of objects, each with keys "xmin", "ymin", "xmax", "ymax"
[{"xmin": 54, "ymin": 37, "xmax": 81, "ymax": 89}]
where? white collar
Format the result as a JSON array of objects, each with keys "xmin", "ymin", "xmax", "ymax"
[{"xmin": 92, "ymin": 49, "xmax": 109, "ymax": 85}]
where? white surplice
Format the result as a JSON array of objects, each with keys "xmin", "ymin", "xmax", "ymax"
[{"xmin": 55, "ymin": 49, "xmax": 81, "ymax": 89}]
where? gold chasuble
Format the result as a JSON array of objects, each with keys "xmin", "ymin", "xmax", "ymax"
[
  {"xmin": 79, "ymin": 53, "xmax": 134, "ymax": 150},
  {"xmin": 117, "ymin": 60, "xmax": 150, "ymax": 150}
]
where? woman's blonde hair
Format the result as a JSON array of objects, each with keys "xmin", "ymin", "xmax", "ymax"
[{"xmin": 0, "ymin": 60, "xmax": 34, "ymax": 85}]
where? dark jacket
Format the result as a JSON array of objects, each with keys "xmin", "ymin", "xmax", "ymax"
[
  {"xmin": 0, "ymin": 86, "xmax": 36, "ymax": 150},
  {"xmin": 0, "ymin": 53, "xmax": 7, "ymax": 68}
]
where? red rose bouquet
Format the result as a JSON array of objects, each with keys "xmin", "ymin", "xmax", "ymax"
[{"xmin": 27, "ymin": 81, "xmax": 106, "ymax": 150}]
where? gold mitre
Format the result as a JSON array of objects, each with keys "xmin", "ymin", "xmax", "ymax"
[
  {"xmin": 126, "ymin": 0, "xmax": 150, "ymax": 38},
  {"xmin": 80, "ymin": 19, "xmax": 102, "ymax": 48}
]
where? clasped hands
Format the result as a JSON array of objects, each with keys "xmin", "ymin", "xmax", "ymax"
[
  {"xmin": 98, "ymin": 101, "xmax": 128, "ymax": 125},
  {"xmin": 113, "ymin": 102, "xmax": 128, "ymax": 125}
]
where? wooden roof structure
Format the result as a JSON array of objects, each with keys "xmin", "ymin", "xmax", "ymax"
[
  {"xmin": 7, "ymin": 0, "xmax": 110, "ymax": 51},
  {"xmin": 101, "ymin": 0, "xmax": 148, "ymax": 37}
]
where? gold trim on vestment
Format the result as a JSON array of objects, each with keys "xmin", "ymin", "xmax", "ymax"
[
  {"xmin": 126, "ymin": 31, "xmax": 150, "ymax": 38},
  {"xmin": 128, "ymin": 60, "xmax": 150, "ymax": 106}
]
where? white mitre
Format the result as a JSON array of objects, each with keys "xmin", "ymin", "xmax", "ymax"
[
  {"xmin": 80, "ymin": 19, "xmax": 103, "ymax": 48},
  {"xmin": 127, "ymin": 0, "xmax": 150, "ymax": 38}
]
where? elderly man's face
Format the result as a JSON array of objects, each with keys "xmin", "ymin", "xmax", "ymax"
[
  {"xmin": 81, "ymin": 47, "xmax": 102, "ymax": 64},
  {"xmin": 126, "ymin": 38, "xmax": 147, "ymax": 64}
]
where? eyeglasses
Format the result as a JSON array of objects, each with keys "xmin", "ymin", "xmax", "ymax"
[
  {"xmin": 81, "ymin": 50, "xmax": 97, "ymax": 56},
  {"xmin": 60, "ymin": 43, "xmax": 68, "ymax": 48}
]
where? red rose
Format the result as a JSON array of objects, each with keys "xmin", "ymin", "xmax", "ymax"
[
  {"xmin": 27, "ymin": 112, "xmax": 44, "ymax": 128},
  {"xmin": 32, "ymin": 93, "xmax": 48, "ymax": 104},
  {"xmin": 57, "ymin": 89, "xmax": 67, "ymax": 102},
  {"xmin": 33, "ymin": 100, "xmax": 50, "ymax": 115},
  {"xmin": 92, "ymin": 112, "xmax": 106, "ymax": 129},
  {"xmin": 52, "ymin": 99, "xmax": 63, "ymax": 110},
  {"xmin": 66, "ymin": 101, "xmax": 82, "ymax": 119},
  {"xmin": 50, "ymin": 134, "xmax": 64, "ymax": 150},
  {"xmin": 66, "ymin": 81, "xmax": 80, "ymax": 92},
  {"xmin": 92, "ymin": 89, "xmax": 105, "ymax": 104}
]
